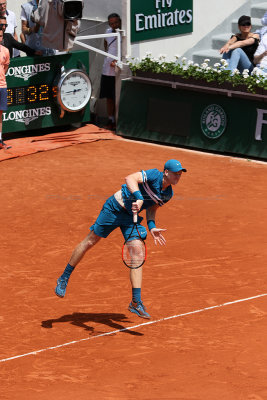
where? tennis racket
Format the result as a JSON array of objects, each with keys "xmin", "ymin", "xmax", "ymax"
[{"xmin": 122, "ymin": 212, "xmax": 147, "ymax": 269}]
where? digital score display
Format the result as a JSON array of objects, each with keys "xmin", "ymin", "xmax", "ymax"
[
  {"xmin": 4, "ymin": 51, "xmax": 90, "ymax": 135},
  {"xmin": 7, "ymin": 84, "xmax": 58, "ymax": 107}
]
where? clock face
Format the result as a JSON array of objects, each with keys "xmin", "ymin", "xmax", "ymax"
[{"xmin": 58, "ymin": 69, "xmax": 92, "ymax": 112}]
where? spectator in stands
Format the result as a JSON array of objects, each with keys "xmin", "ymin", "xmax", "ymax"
[
  {"xmin": 0, "ymin": 16, "xmax": 41, "ymax": 58},
  {"xmin": 0, "ymin": 29, "xmax": 9, "ymax": 150},
  {"xmin": 20, "ymin": 31, "xmax": 26, "ymax": 44},
  {"xmin": 21, "ymin": 0, "xmax": 54, "ymax": 55},
  {"xmin": 99, "ymin": 13, "xmax": 121, "ymax": 131},
  {"xmin": 253, "ymin": 10, "xmax": 267, "ymax": 74},
  {"xmin": 0, "ymin": 0, "xmax": 20, "ymax": 57},
  {"xmin": 254, "ymin": 34, "xmax": 267, "ymax": 75},
  {"xmin": 256, "ymin": 11, "xmax": 267, "ymax": 39},
  {"xmin": 220, "ymin": 15, "xmax": 259, "ymax": 73}
]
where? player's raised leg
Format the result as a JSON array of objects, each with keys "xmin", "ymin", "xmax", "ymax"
[
  {"xmin": 128, "ymin": 264, "xmax": 151, "ymax": 319},
  {"xmin": 55, "ymin": 231, "xmax": 101, "ymax": 298}
]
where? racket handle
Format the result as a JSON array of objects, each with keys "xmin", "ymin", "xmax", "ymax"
[{"xmin": 133, "ymin": 211, "xmax": 138, "ymax": 224}]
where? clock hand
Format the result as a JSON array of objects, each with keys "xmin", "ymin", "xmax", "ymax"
[{"xmin": 65, "ymin": 89, "xmax": 82, "ymax": 94}]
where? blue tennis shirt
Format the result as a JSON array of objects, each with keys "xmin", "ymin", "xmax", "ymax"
[{"xmin": 121, "ymin": 169, "xmax": 173, "ymax": 214}]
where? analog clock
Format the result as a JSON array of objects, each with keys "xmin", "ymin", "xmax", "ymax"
[{"xmin": 57, "ymin": 68, "xmax": 92, "ymax": 112}]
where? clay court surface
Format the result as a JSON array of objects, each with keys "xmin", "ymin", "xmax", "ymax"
[{"xmin": 1, "ymin": 127, "xmax": 267, "ymax": 400}]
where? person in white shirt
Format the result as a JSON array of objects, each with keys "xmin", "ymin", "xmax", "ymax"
[
  {"xmin": 0, "ymin": 0, "xmax": 20, "ymax": 57},
  {"xmin": 99, "ymin": 13, "xmax": 121, "ymax": 131},
  {"xmin": 20, "ymin": 0, "xmax": 54, "ymax": 55},
  {"xmin": 254, "ymin": 34, "xmax": 267, "ymax": 74},
  {"xmin": 255, "ymin": 11, "xmax": 267, "ymax": 40}
]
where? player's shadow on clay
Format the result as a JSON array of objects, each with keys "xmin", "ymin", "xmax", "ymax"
[{"xmin": 41, "ymin": 312, "xmax": 143, "ymax": 336}]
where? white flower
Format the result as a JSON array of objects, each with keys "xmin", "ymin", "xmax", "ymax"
[
  {"xmin": 243, "ymin": 69, "xmax": 249, "ymax": 74},
  {"xmin": 251, "ymin": 67, "xmax": 258, "ymax": 75},
  {"xmin": 220, "ymin": 59, "xmax": 228, "ymax": 65},
  {"xmin": 214, "ymin": 63, "xmax": 220, "ymax": 68},
  {"xmin": 204, "ymin": 58, "xmax": 210, "ymax": 63},
  {"xmin": 146, "ymin": 51, "xmax": 152, "ymax": 56},
  {"xmin": 182, "ymin": 57, "xmax": 187, "ymax": 62},
  {"xmin": 233, "ymin": 68, "xmax": 240, "ymax": 75},
  {"xmin": 174, "ymin": 54, "xmax": 180, "ymax": 59},
  {"xmin": 194, "ymin": 63, "xmax": 199, "ymax": 67},
  {"xmin": 201, "ymin": 62, "xmax": 208, "ymax": 69},
  {"xmin": 187, "ymin": 60, "xmax": 194, "ymax": 66}
]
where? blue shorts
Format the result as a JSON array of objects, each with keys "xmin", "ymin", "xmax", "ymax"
[
  {"xmin": 90, "ymin": 195, "xmax": 147, "ymax": 241},
  {"xmin": 0, "ymin": 88, "xmax": 7, "ymax": 111}
]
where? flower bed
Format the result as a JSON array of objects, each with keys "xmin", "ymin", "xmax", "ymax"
[{"xmin": 126, "ymin": 53, "xmax": 267, "ymax": 94}]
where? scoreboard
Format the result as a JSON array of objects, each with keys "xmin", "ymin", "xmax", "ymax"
[{"xmin": 3, "ymin": 50, "xmax": 90, "ymax": 135}]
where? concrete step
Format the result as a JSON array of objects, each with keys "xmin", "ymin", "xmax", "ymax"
[
  {"xmin": 212, "ymin": 34, "xmax": 232, "ymax": 50},
  {"xmin": 251, "ymin": 2, "xmax": 267, "ymax": 18},
  {"xmin": 192, "ymin": 49, "xmax": 222, "ymax": 66},
  {"xmin": 232, "ymin": 17, "xmax": 263, "ymax": 32}
]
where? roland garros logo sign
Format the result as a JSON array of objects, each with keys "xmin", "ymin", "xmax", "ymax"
[{"xmin": 201, "ymin": 104, "xmax": 227, "ymax": 139}]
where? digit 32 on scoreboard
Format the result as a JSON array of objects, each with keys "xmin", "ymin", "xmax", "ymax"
[{"xmin": 7, "ymin": 84, "xmax": 58, "ymax": 106}]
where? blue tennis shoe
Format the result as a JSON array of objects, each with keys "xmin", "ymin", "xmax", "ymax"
[
  {"xmin": 128, "ymin": 300, "xmax": 151, "ymax": 319},
  {"xmin": 55, "ymin": 277, "xmax": 69, "ymax": 298}
]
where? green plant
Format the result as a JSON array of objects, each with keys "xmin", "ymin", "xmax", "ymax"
[{"xmin": 126, "ymin": 54, "xmax": 267, "ymax": 94}]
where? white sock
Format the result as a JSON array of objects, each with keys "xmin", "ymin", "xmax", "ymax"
[{"xmin": 0, "ymin": 132, "xmax": 2, "ymax": 141}]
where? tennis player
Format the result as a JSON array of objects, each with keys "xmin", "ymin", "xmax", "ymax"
[{"xmin": 55, "ymin": 159, "xmax": 187, "ymax": 319}]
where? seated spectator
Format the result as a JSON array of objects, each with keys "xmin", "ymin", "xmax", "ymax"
[
  {"xmin": 0, "ymin": 16, "xmax": 41, "ymax": 58},
  {"xmin": 261, "ymin": 11, "xmax": 267, "ymax": 31},
  {"xmin": 21, "ymin": 0, "xmax": 54, "ymax": 56},
  {"xmin": 255, "ymin": 11, "xmax": 267, "ymax": 39},
  {"xmin": 220, "ymin": 15, "xmax": 259, "ymax": 73},
  {"xmin": 0, "ymin": 0, "xmax": 20, "ymax": 57},
  {"xmin": 254, "ymin": 34, "xmax": 267, "ymax": 75}
]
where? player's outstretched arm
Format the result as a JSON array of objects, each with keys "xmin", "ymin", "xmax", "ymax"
[
  {"xmin": 146, "ymin": 205, "xmax": 166, "ymax": 246},
  {"xmin": 125, "ymin": 171, "xmax": 144, "ymax": 213}
]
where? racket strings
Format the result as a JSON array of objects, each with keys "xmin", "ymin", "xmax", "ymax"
[{"xmin": 122, "ymin": 239, "xmax": 146, "ymax": 269}]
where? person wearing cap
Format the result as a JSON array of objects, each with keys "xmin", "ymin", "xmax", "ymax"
[
  {"xmin": 220, "ymin": 15, "xmax": 259, "ymax": 73},
  {"xmin": 55, "ymin": 159, "xmax": 187, "ymax": 319}
]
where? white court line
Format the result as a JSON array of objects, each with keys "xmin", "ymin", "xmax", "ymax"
[{"xmin": 1, "ymin": 293, "xmax": 266, "ymax": 364}]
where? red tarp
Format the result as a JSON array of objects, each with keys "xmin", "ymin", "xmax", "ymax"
[{"xmin": 0, "ymin": 124, "xmax": 119, "ymax": 162}]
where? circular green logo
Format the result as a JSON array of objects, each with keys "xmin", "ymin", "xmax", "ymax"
[{"xmin": 201, "ymin": 104, "xmax": 227, "ymax": 139}]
